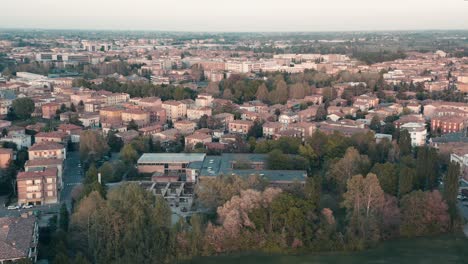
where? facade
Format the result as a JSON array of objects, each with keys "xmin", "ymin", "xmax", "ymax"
[
  {"xmin": 35, "ymin": 131, "xmax": 68, "ymax": 144},
  {"xmin": 187, "ymin": 107, "xmax": 212, "ymax": 120},
  {"xmin": 121, "ymin": 109, "xmax": 150, "ymax": 127},
  {"xmin": 28, "ymin": 142, "xmax": 66, "ymax": 160},
  {"xmin": 400, "ymin": 122, "xmax": 427, "ymax": 146},
  {"xmin": 228, "ymin": 120, "xmax": 254, "ymax": 135},
  {"xmin": 162, "ymin": 101, "xmax": 187, "ymax": 121},
  {"xmin": 174, "ymin": 120, "xmax": 197, "ymax": 135},
  {"xmin": 431, "ymin": 116, "xmax": 466, "ymax": 134},
  {"xmin": 0, "ymin": 134, "xmax": 32, "ymax": 149},
  {"xmin": 41, "ymin": 102, "xmax": 60, "ymax": 119},
  {"xmin": 17, "ymin": 168, "xmax": 58, "ymax": 205},
  {"xmin": 185, "ymin": 133, "xmax": 212, "ymax": 148},
  {"xmin": 99, "ymin": 107, "xmax": 123, "ymax": 124},
  {"xmin": 25, "ymin": 158, "xmax": 64, "ymax": 189}
]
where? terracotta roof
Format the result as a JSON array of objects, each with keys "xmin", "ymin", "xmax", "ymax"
[
  {"xmin": 17, "ymin": 168, "xmax": 57, "ymax": 179},
  {"xmin": 0, "ymin": 215, "xmax": 36, "ymax": 261},
  {"xmin": 25, "ymin": 158, "xmax": 63, "ymax": 167},
  {"xmin": 29, "ymin": 142, "xmax": 64, "ymax": 151}
]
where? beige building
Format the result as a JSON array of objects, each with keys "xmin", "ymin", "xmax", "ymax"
[
  {"xmin": 162, "ymin": 100, "xmax": 187, "ymax": 121},
  {"xmin": 121, "ymin": 109, "xmax": 150, "ymax": 127},
  {"xmin": 185, "ymin": 133, "xmax": 212, "ymax": 148},
  {"xmin": 17, "ymin": 168, "xmax": 58, "ymax": 205},
  {"xmin": 187, "ymin": 107, "xmax": 212, "ymax": 120},
  {"xmin": 174, "ymin": 120, "xmax": 197, "ymax": 135},
  {"xmin": 0, "ymin": 148, "xmax": 13, "ymax": 169},
  {"xmin": 228, "ymin": 120, "xmax": 254, "ymax": 135},
  {"xmin": 28, "ymin": 142, "xmax": 66, "ymax": 160}
]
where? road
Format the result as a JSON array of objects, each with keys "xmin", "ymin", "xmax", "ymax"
[{"xmin": 61, "ymin": 151, "xmax": 84, "ymax": 210}]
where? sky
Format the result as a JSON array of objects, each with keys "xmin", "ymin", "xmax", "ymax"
[{"xmin": 1, "ymin": 0, "xmax": 467, "ymax": 32}]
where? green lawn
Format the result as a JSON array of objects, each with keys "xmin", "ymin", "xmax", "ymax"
[{"xmin": 185, "ymin": 235, "xmax": 468, "ymax": 264}]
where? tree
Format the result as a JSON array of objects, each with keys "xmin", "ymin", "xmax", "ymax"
[
  {"xmin": 255, "ymin": 83, "xmax": 269, "ymax": 103},
  {"xmin": 70, "ymin": 103, "xmax": 77, "ymax": 112},
  {"xmin": 369, "ymin": 116, "xmax": 381, "ymax": 132},
  {"xmin": 79, "ymin": 131, "xmax": 109, "ymax": 163},
  {"xmin": 398, "ymin": 166, "xmax": 416, "ymax": 197},
  {"xmin": 415, "ymin": 146, "xmax": 439, "ymax": 190},
  {"xmin": 289, "ymin": 83, "xmax": 306, "ymax": 99},
  {"xmin": 398, "ymin": 130, "xmax": 412, "ymax": 156},
  {"xmin": 205, "ymin": 82, "xmax": 220, "ymax": 96},
  {"xmin": 444, "ymin": 161, "xmax": 460, "ymax": 227},
  {"xmin": 11, "ymin": 97, "xmax": 35, "ymax": 120},
  {"xmin": 127, "ymin": 119, "xmax": 138, "ymax": 131},
  {"xmin": 59, "ymin": 203, "xmax": 69, "ymax": 231},
  {"xmin": 400, "ymin": 190, "xmax": 449, "ymax": 237},
  {"xmin": 99, "ymin": 161, "xmax": 115, "ymax": 183},
  {"xmin": 315, "ymin": 104, "xmax": 328, "ymax": 121},
  {"xmin": 326, "ymin": 147, "xmax": 370, "ymax": 194},
  {"xmin": 371, "ymin": 163, "xmax": 398, "ymax": 196},
  {"xmin": 247, "ymin": 121, "xmax": 263, "ymax": 139},
  {"xmin": 342, "ymin": 173, "xmax": 385, "ymax": 247},
  {"xmin": 107, "ymin": 130, "xmax": 123, "ymax": 152},
  {"xmin": 120, "ymin": 144, "xmax": 138, "ymax": 165},
  {"xmin": 270, "ymin": 78, "xmax": 288, "ymax": 104}
]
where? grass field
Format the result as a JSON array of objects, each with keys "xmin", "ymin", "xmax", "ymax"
[{"xmin": 186, "ymin": 235, "xmax": 468, "ymax": 264}]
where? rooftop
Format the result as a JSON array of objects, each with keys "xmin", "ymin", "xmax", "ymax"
[
  {"xmin": 0, "ymin": 214, "xmax": 36, "ymax": 261},
  {"xmin": 138, "ymin": 153, "xmax": 206, "ymax": 164}
]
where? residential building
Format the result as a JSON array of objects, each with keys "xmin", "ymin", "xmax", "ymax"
[
  {"xmin": 25, "ymin": 158, "xmax": 64, "ymax": 189},
  {"xmin": 121, "ymin": 109, "xmax": 150, "ymax": 127},
  {"xmin": 174, "ymin": 120, "xmax": 197, "ymax": 135},
  {"xmin": 185, "ymin": 133, "xmax": 212, "ymax": 148},
  {"xmin": 431, "ymin": 116, "xmax": 467, "ymax": 134},
  {"xmin": 0, "ymin": 134, "xmax": 32, "ymax": 149},
  {"xmin": 41, "ymin": 102, "xmax": 60, "ymax": 119},
  {"xmin": 162, "ymin": 100, "xmax": 187, "ymax": 121},
  {"xmin": 401, "ymin": 122, "xmax": 427, "ymax": 146},
  {"xmin": 28, "ymin": 142, "xmax": 66, "ymax": 160},
  {"xmin": 17, "ymin": 168, "xmax": 58, "ymax": 205},
  {"xmin": 0, "ymin": 148, "xmax": 13, "ymax": 168},
  {"xmin": 228, "ymin": 120, "xmax": 254, "ymax": 135}
]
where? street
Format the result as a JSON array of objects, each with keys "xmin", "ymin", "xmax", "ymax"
[{"xmin": 61, "ymin": 151, "xmax": 84, "ymax": 210}]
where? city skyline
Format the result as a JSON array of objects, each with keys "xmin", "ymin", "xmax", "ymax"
[{"xmin": 1, "ymin": 0, "xmax": 468, "ymax": 32}]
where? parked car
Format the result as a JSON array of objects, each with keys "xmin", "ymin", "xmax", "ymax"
[
  {"xmin": 22, "ymin": 204, "xmax": 33, "ymax": 209},
  {"xmin": 7, "ymin": 205, "xmax": 19, "ymax": 210}
]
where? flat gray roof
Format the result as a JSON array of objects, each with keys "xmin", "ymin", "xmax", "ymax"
[{"xmin": 138, "ymin": 153, "xmax": 206, "ymax": 164}]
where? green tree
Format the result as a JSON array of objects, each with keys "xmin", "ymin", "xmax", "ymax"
[
  {"xmin": 369, "ymin": 116, "xmax": 381, "ymax": 132},
  {"xmin": 98, "ymin": 161, "xmax": 115, "ymax": 183},
  {"xmin": 127, "ymin": 119, "xmax": 139, "ymax": 131},
  {"xmin": 255, "ymin": 83, "xmax": 269, "ymax": 103},
  {"xmin": 371, "ymin": 163, "xmax": 398, "ymax": 196},
  {"xmin": 11, "ymin": 97, "xmax": 35, "ymax": 120},
  {"xmin": 398, "ymin": 130, "xmax": 412, "ymax": 156},
  {"xmin": 79, "ymin": 131, "xmax": 109, "ymax": 162},
  {"xmin": 342, "ymin": 173, "xmax": 385, "ymax": 247},
  {"xmin": 59, "ymin": 203, "xmax": 69, "ymax": 231},
  {"xmin": 120, "ymin": 144, "xmax": 138, "ymax": 165}
]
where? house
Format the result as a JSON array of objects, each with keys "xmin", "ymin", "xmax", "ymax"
[
  {"xmin": 115, "ymin": 130, "xmax": 140, "ymax": 144},
  {"xmin": 28, "ymin": 142, "xmax": 66, "ymax": 160},
  {"xmin": 174, "ymin": 120, "xmax": 197, "ymax": 135},
  {"xmin": 0, "ymin": 148, "xmax": 13, "ymax": 168},
  {"xmin": 153, "ymin": 129, "xmax": 180, "ymax": 143},
  {"xmin": 353, "ymin": 94, "xmax": 379, "ymax": 111},
  {"xmin": 187, "ymin": 107, "xmax": 212, "ymax": 120},
  {"xmin": 213, "ymin": 113, "xmax": 234, "ymax": 129},
  {"xmin": 279, "ymin": 113, "xmax": 299, "ymax": 127},
  {"xmin": 35, "ymin": 131, "xmax": 69, "ymax": 145},
  {"xmin": 304, "ymin": 95, "xmax": 323, "ymax": 105},
  {"xmin": 195, "ymin": 94, "xmax": 214, "ymax": 107},
  {"xmin": 228, "ymin": 120, "xmax": 254, "ymax": 135},
  {"xmin": 0, "ymin": 134, "xmax": 32, "ymax": 149},
  {"xmin": 298, "ymin": 106, "xmax": 318, "ymax": 122},
  {"xmin": 185, "ymin": 133, "xmax": 212, "ymax": 148},
  {"xmin": 79, "ymin": 113, "xmax": 100, "ymax": 128},
  {"xmin": 137, "ymin": 153, "xmax": 206, "ymax": 175},
  {"xmin": 263, "ymin": 122, "xmax": 283, "ymax": 138},
  {"xmin": 41, "ymin": 102, "xmax": 60, "ymax": 119},
  {"xmin": 0, "ymin": 214, "xmax": 38, "ymax": 263},
  {"xmin": 17, "ymin": 168, "xmax": 58, "ymax": 205},
  {"xmin": 401, "ymin": 122, "xmax": 427, "ymax": 146},
  {"xmin": 138, "ymin": 124, "xmax": 163, "ymax": 136}
]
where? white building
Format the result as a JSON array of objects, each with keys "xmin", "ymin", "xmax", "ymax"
[
  {"xmin": 0, "ymin": 134, "xmax": 32, "ymax": 149},
  {"xmin": 400, "ymin": 122, "xmax": 427, "ymax": 146}
]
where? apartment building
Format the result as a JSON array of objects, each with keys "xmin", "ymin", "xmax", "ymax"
[
  {"xmin": 17, "ymin": 168, "xmax": 58, "ymax": 205},
  {"xmin": 228, "ymin": 120, "xmax": 254, "ymax": 135},
  {"xmin": 35, "ymin": 131, "xmax": 69, "ymax": 145},
  {"xmin": 187, "ymin": 107, "xmax": 212, "ymax": 120},
  {"xmin": 431, "ymin": 116, "xmax": 467, "ymax": 134},
  {"xmin": 41, "ymin": 102, "xmax": 60, "ymax": 119},
  {"xmin": 174, "ymin": 120, "xmax": 197, "ymax": 135},
  {"xmin": 185, "ymin": 133, "xmax": 212, "ymax": 148},
  {"xmin": 99, "ymin": 107, "xmax": 123, "ymax": 124},
  {"xmin": 121, "ymin": 109, "xmax": 150, "ymax": 127},
  {"xmin": 162, "ymin": 100, "xmax": 187, "ymax": 121},
  {"xmin": 28, "ymin": 142, "xmax": 66, "ymax": 160},
  {"xmin": 401, "ymin": 122, "xmax": 427, "ymax": 146}
]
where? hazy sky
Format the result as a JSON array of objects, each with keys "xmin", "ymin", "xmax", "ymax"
[{"xmin": 1, "ymin": 0, "xmax": 467, "ymax": 32}]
